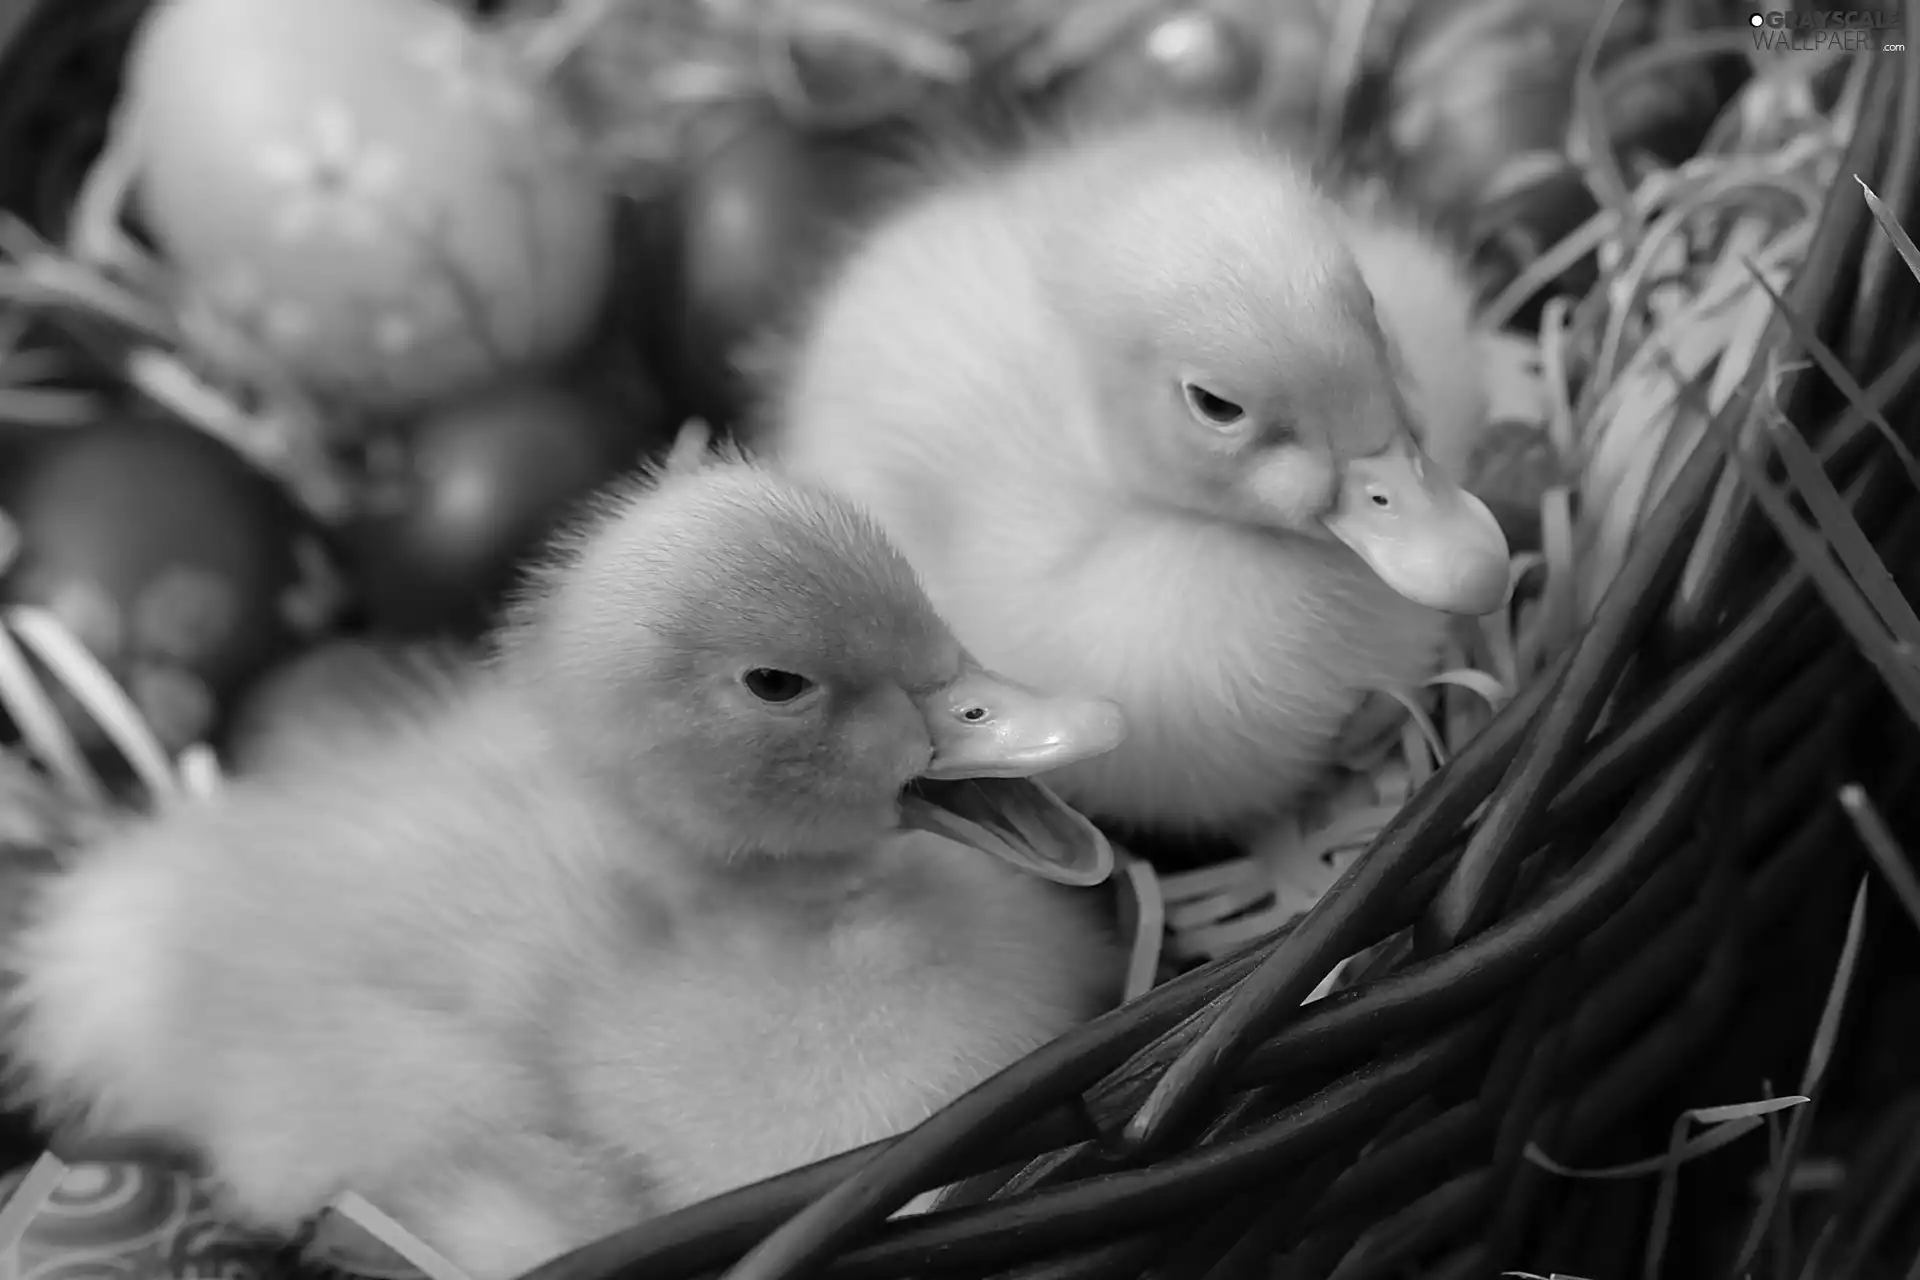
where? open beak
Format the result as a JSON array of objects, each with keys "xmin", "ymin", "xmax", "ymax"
[
  {"xmin": 1320, "ymin": 437, "xmax": 1512, "ymax": 616},
  {"xmin": 897, "ymin": 660, "xmax": 1124, "ymax": 887}
]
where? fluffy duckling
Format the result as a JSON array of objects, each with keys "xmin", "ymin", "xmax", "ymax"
[
  {"xmin": 763, "ymin": 113, "xmax": 1511, "ymax": 837},
  {"xmin": 0, "ymin": 449, "xmax": 1123, "ymax": 1279}
]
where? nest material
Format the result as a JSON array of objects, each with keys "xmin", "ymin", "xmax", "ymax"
[{"xmin": 0, "ymin": 0, "xmax": 1916, "ymax": 1277}]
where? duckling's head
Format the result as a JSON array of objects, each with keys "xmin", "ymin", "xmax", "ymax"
[
  {"xmin": 504, "ymin": 452, "xmax": 1122, "ymax": 880},
  {"xmin": 1042, "ymin": 133, "xmax": 1509, "ymax": 616}
]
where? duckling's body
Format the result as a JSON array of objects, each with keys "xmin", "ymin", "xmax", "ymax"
[
  {"xmin": 766, "ymin": 114, "xmax": 1508, "ymax": 834},
  {"xmin": 3, "ymin": 457, "xmax": 1119, "ymax": 1279}
]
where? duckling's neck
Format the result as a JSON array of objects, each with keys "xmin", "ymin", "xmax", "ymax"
[
  {"xmin": 695, "ymin": 849, "xmax": 891, "ymax": 909},
  {"xmin": 610, "ymin": 779, "xmax": 872, "ymax": 862},
  {"xmin": 616, "ymin": 831, "xmax": 919, "ymax": 948},
  {"xmin": 570, "ymin": 777, "xmax": 902, "ymax": 926}
]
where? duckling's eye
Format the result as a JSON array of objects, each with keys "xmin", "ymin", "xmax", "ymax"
[
  {"xmin": 1182, "ymin": 383, "xmax": 1246, "ymax": 428},
  {"xmin": 742, "ymin": 668, "xmax": 815, "ymax": 704}
]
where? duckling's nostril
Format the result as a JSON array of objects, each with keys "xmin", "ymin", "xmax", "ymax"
[
  {"xmin": 960, "ymin": 705, "xmax": 988, "ymax": 723},
  {"xmin": 1369, "ymin": 489, "xmax": 1392, "ymax": 509}
]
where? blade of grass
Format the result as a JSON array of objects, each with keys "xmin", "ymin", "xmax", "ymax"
[
  {"xmin": 1537, "ymin": 297, "xmax": 1578, "ymax": 462},
  {"xmin": 1838, "ymin": 784, "xmax": 1920, "ymax": 935},
  {"xmin": 1856, "ymin": 178, "xmax": 1920, "ymax": 282},
  {"xmin": 1427, "ymin": 669, "xmax": 1509, "ymax": 712},
  {"xmin": 1730, "ymin": 879, "xmax": 1872, "ymax": 1279},
  {"xmin": 1538, "ymin": 486, "xmax": 1580, "ymax": 648},
  {"xmin": 1761, "ymin": 1079, "xmax": 1794, "ymax": 1279},
  {"xmin": 1523, "ymin": 1097, "xmax": 1808, "ymax": 1179},
  {"xmin": 1730, "ymin": 465, "xmax": 1920, "ymax": 725},
  {"xmin": 1622, "ymin": 1098, "xmax": 1811, "ymax": 1280},
  {"xmin": 0, "ymin": 1153, "xmax": 65, "ymax": 1263},
  {"xmin": 1486, "ymin": 205, "xmax": 1624, "ymax": 330},
  {"xmin": 1756, "ymin": 392, "xmax": 1920, "ymax": 652},
  {"xmin": 1381, "ymin": 687, "xmax": 1447, "ymax": 772},
  {"xmin": 1799, "ymin": 1217, "xmax": 1846, "ymax": 1280},
  {"xmin": 1742, "ymin": 258, "xmax": 1920, "ymax": 495},
  {"xmin": 0, "ymin": 622, "xmax": 103, "ymax": 805},
  {"xmin": 331, "ymin": 1192, "xmax": 477, "ymax": 1280},
  {"xmin": 1679, "ymin": 351, "xmax": 1920, "ymax": 728},
  {"xmin": 1817, "ymin": 335, "xmax": 1920, "ymax": 466},
  {"xmin": 1566, "ymin": 0, "xmax": 1639, "ymax": 253},
  {"xmin": 6, "ymin": 609, "xmax": 178, "ymax": 804},
  {"xmin": 1116, "ymin": 855, "xmax": 1164, "ymax": 1005}
]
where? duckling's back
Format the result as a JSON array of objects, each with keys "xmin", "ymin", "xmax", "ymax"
[
  {"xmin": 764, "ymin": 114, "xmax": 1355, "ymax": 578},
  {"xmin": 1, "ymin": 687, "xmax": 655, "ymax": 1266},
  {"xmin": 764, "ymin": 115, "xmax": 1490, "ymax": 833},
  {"xmin": 766, "ymin": 166, "xmax": 1077, "ymax": 578}
]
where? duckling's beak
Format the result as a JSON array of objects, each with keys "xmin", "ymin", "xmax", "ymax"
[
  {"xmin": 1320, "ymin": 438, "xmax": 1512, "ymax": 616},
  {"xmin": 900, "ymin": 777, "xmax": 1115, "ymax": 888},
  {"xmin": 898, "ymin": 662, "xmax": 1125, "ymax": 887},
  {"xmin": 916, "ymin": 661, "xmax": 1126, "ymax": 781}
]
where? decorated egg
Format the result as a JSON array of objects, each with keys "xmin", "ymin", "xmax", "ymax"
[
  {"xmin": 0, "ymin": 415, "xmax": 341, "ymax": 755},
  {"xmin": 0, "ymin": 1161, "xmax": 286, "ymax": 1280},
  {"xmin": 664, "ymin": 115, "xmax": 871, "ymax": 429},
  {"xmin": 344, "ymin": 383, "xmax": 641, "ymax": 637},
  {"xmin": 122, "ymin": 0, "xmax": 614, "ymax": 411}
]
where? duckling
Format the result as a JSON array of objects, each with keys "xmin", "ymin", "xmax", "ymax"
[
  {"xmin": 222, "ymin": 637, "xmax": 475, "ymax": 775},
  {"xmin": 0, "ymin": 450, "xmax": 1125, "ymax": 1279},
  {"xmin": 762, "ymin": 113, "xmax": 1511, "ymax": 837}
]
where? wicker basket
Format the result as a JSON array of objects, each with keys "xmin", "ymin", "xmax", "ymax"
[{"xmin": 2, "ymin": 4, "xmax": 1918, "ymax": 1280}]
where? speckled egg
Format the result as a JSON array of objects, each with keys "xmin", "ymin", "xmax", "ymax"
[
  {"xmin": 0, "ymin": 416, "xmax": 342, "ymax": 754},
  {"xmin": 122, "ymin": 0, "xmax": 615, "ymax": 411}
]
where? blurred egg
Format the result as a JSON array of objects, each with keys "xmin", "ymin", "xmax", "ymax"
[
  {"xmin": 0, "ymin": 416, "xmax": 336, "ymax": 754},
  {"xmin": 1128, "ymin": 10, "xmax": 1265, "ymax": 105},
  {"xmin": 345, "ymin": 384, "xmax": 636, "ymax": 637},
  {"xmin": 664, "ymin": 116, "xmax": 870, "ymax": 429},
  {"xmin": 224, "ymin": 636, "xmax": 466, "ymax": 774},
  {"xmin": 1059, "ymin": 8, "xmax": 1270, "ymax": 122},
  {"xmin": 123, "ymin": 0, "xmax": 614, "ymax": 411}
]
